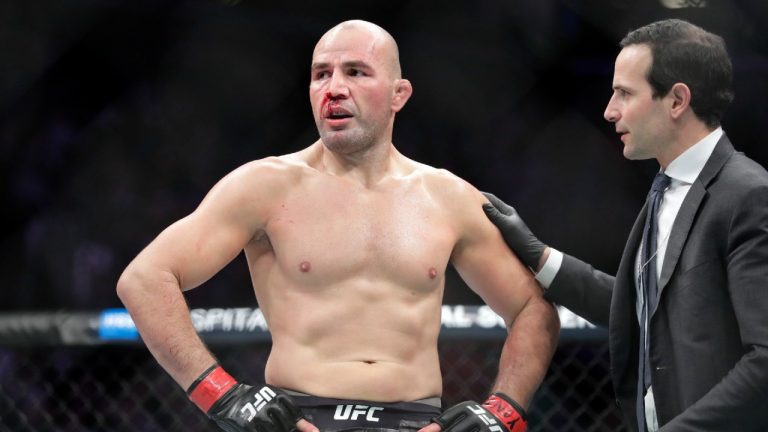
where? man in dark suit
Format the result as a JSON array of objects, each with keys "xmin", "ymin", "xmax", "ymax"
[{"xmin": 483, "ymin": 19, "xmax": 768, "ymax": 431}]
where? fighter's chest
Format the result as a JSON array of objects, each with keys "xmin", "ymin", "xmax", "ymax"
[{"xmin": 265, "ymin": 184, "xmax": 456, "ymax": 281}]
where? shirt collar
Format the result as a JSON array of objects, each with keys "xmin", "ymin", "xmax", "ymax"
[{"xmin": 663, "ymin": 127, "xmax": 723, "ymax": 185}]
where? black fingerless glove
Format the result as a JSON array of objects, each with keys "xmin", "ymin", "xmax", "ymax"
[
  {"xmin": 187, "ymin": 364, "xmax": 304, "ymax": 432},
  {"xmin": 433, "ymin": 392, "xmax": 528, "ymax": 432}
]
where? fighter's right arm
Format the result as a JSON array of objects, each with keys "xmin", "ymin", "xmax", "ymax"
[{"xmin": 116, "ymin": 160, "xmax": 284, "ymax": 389}]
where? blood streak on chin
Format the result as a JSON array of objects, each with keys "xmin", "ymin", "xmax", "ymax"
[{"xmin": 300, "ymin": 261, "xmax": 311, "ymax": 272}]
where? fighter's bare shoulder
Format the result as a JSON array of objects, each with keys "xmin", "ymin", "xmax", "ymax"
[
  {"xmin": 220, "ymin": 152, "xmax": 313, "ymax": 195},
  {"xmin": 407, "ymin": 160, "xmax": 487, "ymax": 214},
  {"xmin": 401, "ymin": 159, "xmax": 492, "ymax": 247},
  {"xmin": 196, "ymin": 151, "xmax": 317, "ymax": 225}
]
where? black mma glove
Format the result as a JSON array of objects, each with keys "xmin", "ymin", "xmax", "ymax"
[
  {"xmin": 433, "ymin": 393, "xmax": 528, "ymax": 432},
  {"xmin": 187, "ymin": 364, "xmax": 303, "ymax": 432},
  {"xmin": 482, "ymin": 192, "xmax": 547, "ymax": 271}
]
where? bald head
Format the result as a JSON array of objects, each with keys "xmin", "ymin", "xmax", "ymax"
[{"xmin": 314, "ymin": 20, "xmax": 402, "ymax": 79}]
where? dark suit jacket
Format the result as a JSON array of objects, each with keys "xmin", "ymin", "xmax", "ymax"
[{"xmin": 545, "ymin": 135, "xmax": 768, "ymax": 431}]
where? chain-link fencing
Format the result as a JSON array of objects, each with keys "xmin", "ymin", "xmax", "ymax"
[{"xmin": 0, "ymin": 308, "xmax": 628, "ymax": 431}]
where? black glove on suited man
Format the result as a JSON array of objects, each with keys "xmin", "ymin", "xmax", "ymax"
[
  {"xmin": 187, "ymin": 363, "xmax": 304, "ymax": 432},
  {"xmin": 432, "ymin": 392, "xmax": 528, "ymax": 432},
  {"xmin": 482, "ymin": 192, "xmax": 547, "ymax": 270}
]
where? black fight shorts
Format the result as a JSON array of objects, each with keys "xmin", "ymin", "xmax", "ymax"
[{"xmin": 289, "ymin": 393, "xmax": 441, "ymax": 432}]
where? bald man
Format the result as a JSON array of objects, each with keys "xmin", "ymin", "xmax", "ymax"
[{"xmin": 117, "ymin": 20, "xmax": 559, "ymax": 432}]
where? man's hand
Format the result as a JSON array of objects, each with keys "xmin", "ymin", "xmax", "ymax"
[
  {"xmin": 482, "ymin": 193, "xmax": 547, "ymax": 271},
  {"xmin": 187, "ymin": 364, "xmax": 317, "ymax": 432},
  {"xmin": 419, "ymin": 393, "xmax": 528, "ymax": 432}
]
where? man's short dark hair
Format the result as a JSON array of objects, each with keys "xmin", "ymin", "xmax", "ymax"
[{"xmin": 621, "ymin": 19, "xmax": 734, "ymax": 128}]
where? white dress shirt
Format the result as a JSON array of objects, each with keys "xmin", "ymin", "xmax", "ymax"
[{"xmin": 534, "ymin": 127, "xmax": 723, "ymax": 431}]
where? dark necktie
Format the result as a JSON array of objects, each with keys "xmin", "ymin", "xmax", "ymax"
[{"xmin": 636, "ymin": 172, "xmax": 671, "ymax": 432}]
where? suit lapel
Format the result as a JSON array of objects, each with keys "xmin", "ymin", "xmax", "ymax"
[{"xmin": 654, "ymin": 135, "xmax": 735, "ymax": 312}]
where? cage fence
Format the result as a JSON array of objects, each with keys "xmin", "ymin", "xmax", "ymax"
[{"xmin": 0, "ymin": 307, "xmax": 628, "ymax": 431}]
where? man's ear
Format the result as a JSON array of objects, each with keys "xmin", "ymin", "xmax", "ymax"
[
  {"xmin": 392, "ymin": 79, "xmax": 413, "ymax": 112},
  {"xmin": 669, "ymin": 82, "xmax": 691, "ymax": 120}
]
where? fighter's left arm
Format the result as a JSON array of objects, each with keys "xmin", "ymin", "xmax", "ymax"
[
  {"xmin": 419, "ymin": 182, "xmax": 559, "ymax": 432},
  {"xmin": 450, "ymin": 187, "xmax": 560, "ymax": 409}
]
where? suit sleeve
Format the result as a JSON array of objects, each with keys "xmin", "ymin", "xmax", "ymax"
[
  {"xmin": 661, "ymin": 184, "xmax": 768, "ymax": 431},
  {"xmin": 544, "ymin": 253, "xmax": 614, "ymax": 328}
]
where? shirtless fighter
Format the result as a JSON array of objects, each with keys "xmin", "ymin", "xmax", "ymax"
[{"xmin": 117, "ymin": 20, "xmax": 559, "ymax": 432}]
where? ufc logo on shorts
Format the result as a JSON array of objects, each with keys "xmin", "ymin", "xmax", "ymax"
[
  {"xmin": 334, "ymin": 404, "xmax": 384, "ymax": 422},
  {"xmin": 240, "ymin": 386, "xmax": 277, "ymax": 421},
  {"xmin": 467, "ymin": 404, "xmax": 504, "ymax": 432}
]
